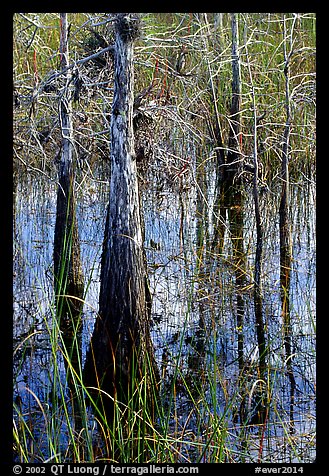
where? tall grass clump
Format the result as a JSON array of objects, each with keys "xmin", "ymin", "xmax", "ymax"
[{"xmin": 13, "ymin": 261, "xmax": 241, "ymax": 463}]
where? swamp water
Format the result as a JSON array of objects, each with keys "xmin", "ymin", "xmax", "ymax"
[{"xmin": 13, "ymin": 165, "xmax": 316, "ymax": 463}]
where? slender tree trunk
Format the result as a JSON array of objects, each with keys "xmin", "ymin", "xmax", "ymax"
[
  {"xmin": 244, "ymin": 24, "xmax": 267, "ymax": 425},
  {"xmin": 201, "ymin": 14, "xmax": 225, "ymax": 186},
  {"xmin": 53, "ymin": 13, "xmax": 84, "ymax": 433},
  {"xmin": 280, "ymin": 15, "xmax": 296, "ymax": 434},
  {"xmin": 228, "ymin": 188, "xmax": 245, "ymax": 371},
  {"xmin": 83, "ymin": 14, "xmax": 159, "ymax": 432},
  {"xmin": 250, "ymin": 95, "xmax": 266, "ymax": 388},
  {"xmin": 226, "ymin": 13, "xmax": 242, "ymax": 187},
  {"xmin": 214, "ymin": 13, "xmax": 224, "ymax": 33},
  {"xmin": 54, "ymin": 12, "xmax": 84, "ymax": 363},
  {"xmin": 212, "ymin": 14, "xmax": 242, "ymax": 257}
]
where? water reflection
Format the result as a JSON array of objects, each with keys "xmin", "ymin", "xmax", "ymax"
[{"xmin": 13, "ymin": 168, "xmax": 316, "ymax": 462}]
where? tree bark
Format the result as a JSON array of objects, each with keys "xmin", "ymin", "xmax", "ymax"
[
  {"xmin": 212, "ymin": 14, "xmax": 242, "ymax": 258},
  {"xmin": 243, "ymin": 23, "xmax": 267, "ymax": 425},
  {"xmin": 280, "ymin": 15, "xmax": 296, "ymax": 434},
  {"xmin": 226, "ymin": 13, "xmax": 242, "ymax": 187},
  {"xmin": 54, "ymin": 12, "xmax": 84, "ymax": 338},
  {"xmin": 53, "ymin": 13, "xmax": 84, "ymax": 430},
  {"xmin": 83, "ymin": 14, "xmax": 159, "ymax": 427}
]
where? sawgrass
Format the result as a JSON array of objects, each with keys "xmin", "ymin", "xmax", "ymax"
[{"xmin": 13, "ymin": 12, "xmax": 316, "ymax": 464}]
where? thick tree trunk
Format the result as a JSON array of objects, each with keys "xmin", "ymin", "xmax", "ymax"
[{"xmin": 83, "ymin": 14, "xmax": 159, "ymax": 427}]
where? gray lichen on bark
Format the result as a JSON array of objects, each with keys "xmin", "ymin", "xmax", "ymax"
[{"xmin": 83, "ymin": 13, "xmax": 159, "ymax": 424}]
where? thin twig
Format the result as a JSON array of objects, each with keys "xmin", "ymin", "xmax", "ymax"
[{"xmin": 43, "ymin": 44, "xmax": 115, "ymax": 87}]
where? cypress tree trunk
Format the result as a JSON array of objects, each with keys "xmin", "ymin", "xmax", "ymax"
[
  {"xmin": 54, "ymin": 13, "xmax": 84, "ymax": 360},
  {"xmin": 244, "ymin": 28, "xmax": 267, "ymax": 425},
  {"xmin": 251, "ymin": 88, "xmax": 266, "ymax": 400},
  {"xmin": 280, "ymin": 15, "xmax": 296, "ymax": 434},
  {"xmin": 83, "ymin": 13, "xmax": 159, "ymax": 427},
  {"xmin": 228, "ymin": 189, "xmax": 245, "ymax": 370},
  {"xmin": 226, "ymin": 13, "xmax": 242, "ymax": 187},
  {"xmin": 212, "ymin": 13, "xmax": 242, "ymax": 256},
  {"xmin": 53, "ymin": 14, "xmax": 84, "ymax": 433}
]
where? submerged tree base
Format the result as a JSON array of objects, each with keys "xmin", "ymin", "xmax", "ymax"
[{"xmin": 83, "ymin": 15, "xmax": 159, "ymax": 455}]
